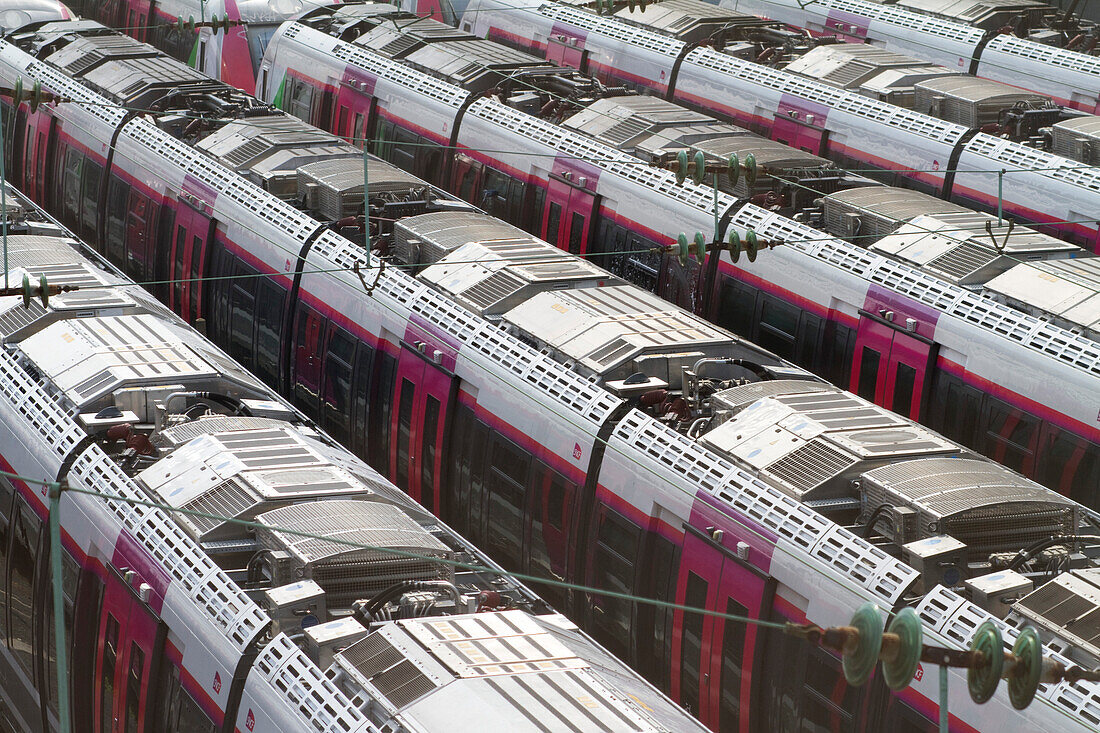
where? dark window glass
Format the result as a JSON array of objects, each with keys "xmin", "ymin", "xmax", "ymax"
[
  {"xmin": 468, "ymin": 420, "xmax": 491, "ymax": 545},
  {"xmin": 1040, "ymin": 429, "xmax": 1100, "ymax": 502},
  {"xmin": 450, "ymin": 406, "xmax": 474, "ymax": 536},
  {"xmin": 352, "ymin": 341, "xmax": 375, "ymax": 460},
  {"xmin": 421, "ymin": 396, "xmax": 440, "ymax": 514},
  {"xmin": 486, "ymin": 434, "xmax": 528, "ymax": 569},
  {"xmin": 396, "ymin": 379, "xmax": 415, "ymax": 491},
  {"xmin": 717, "ymin": 278, "xmax": 757, "ymax": 338},
  {"xmin": 941, "ymin": 377, "xmax": 981, "ymax": 446},
  {"xmin": 62, "ymin": 149, "xmax": 82, "ymax": 229},
  {"xmin": 984, "ymin": 399, "xmax": 1037, "ymax": 472},
  {"xmin": 0, "ymin": 478, "xmax": 13, "ymax": 639},
  {"xmin": 106, "ymin": 177, "xmax": 129, "ymax": 264},
  {"xmin": 798, "ymin": 312, "xmax": 823, "ymax": 372},
  {"xmin": 883, "ymin": 697, "xmax": 937, "ymax": 733},
  {"xmin": 229, "ymin": 262, "xmax": 258, "ymax": 369},
  {"xmin": 173, "ymin": 224, "xmax": 186, "ymax": 311},
  {"xmin": 254, "ymin": 280, "xmax": 285, "ymax": 387},
  {"xmin": 590, "ymin": 507, "xmax": 639, "ymax": 660},
  {"xmin": 80, "ymin": 161, "xmax": 102, "ymax": 242},
  {"xmin": 189, "ymin": 234, "xmax": 203, "ymax": 321},
  {"xmin": 719, "ymin": 599, "xmax": 749, "ymax": 732},
  {"xmin": 568, "ymin": 212, "xmax": 586, "ymax": 255},
  {"xmin": 637, "ymin": 534, "xmax": 677, "ymax": 692},
  {"xmin": 757, "ymin": 297, "xmax": 800, "ymax": 359},
  {"xmin": 157, "ymin": 661, "xmax": 215, "ymax": 733},
  {"xmin": 546, "ymin": 202, "xmax": 562, "ymax": 245},
  {"xmin": 125, "ymin": 642, "xmax": 146, "ymax": 733},
  {"xmin": 101, "ymin": 615, "xmax": 120, "ymax": 733},
  {"xmin": 857, "ymin": 347, "xmax": 880, "ymax": 401},
  {"xmin": 802, "ymin": 649, "xmax": 860, "ymax": 732},
  {"xmin": 46, "ymin": 550, "xmax": 79, "ymax": 714},
  {"xmin": 245, "ymin": 23, "xmax": 277, "ymax": 74},
  {"xmin": 526, "ymin": 466, "xmax": 572, "ymax": 609},
  {"xmin": 9, "ymin": 499, "xmax": 40, "ymax": 676},
  {"xmin": 892, "ymin": 362, "xmax": 917, "ymax": 416},
  {"xmin": 322, "ymin": 327, "xmax": 355, "ymax": 444},
  {"xmin": 371, "ymin": 352, "xmax": 397, "ymax": 473},
  {"xmin": 828, "ymin": 323, "xmax": 855, "ymax": 387},
  {"xmin": 680, "ymin": 572, "xmax": 708, "ymax": 715}
]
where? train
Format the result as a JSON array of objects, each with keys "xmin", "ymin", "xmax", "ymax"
[
  {"xmin": 0, "ymin": 179, "xmax": 710, "ymax": 733},
  {"xmin": 75, "ymin": 0, "xmax": 340, "ymax": 92},
  {"xmin": 716, "ymin": 0, "xmax": 1100, "ymax": 113},
  {"xmin": 249, "ymin": 7, "xmax": 1100, "ymax": 505},
  {"xmin": 5, "ymin": 16, "xmax": 1100, "ymax": 732}
]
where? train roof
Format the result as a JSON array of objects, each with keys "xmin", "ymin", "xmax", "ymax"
[{"xmin": 0, "ymin": 179, "xmax": 706, "ymax": 731}]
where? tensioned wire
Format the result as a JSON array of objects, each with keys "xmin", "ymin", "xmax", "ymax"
[
  {"xmin": 2, "ymin": 33, "xmax": 1098, "ymax": 645},
  {"xmin": 0, "ymin": 468, "xmax": 792, "ymax": 630}
]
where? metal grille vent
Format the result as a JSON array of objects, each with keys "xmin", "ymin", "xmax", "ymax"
[
  {"xmin": 821, "ymin": 60, "xmax": 875, "ymax": 87},
  {"xmin": 926, "ymin": 240, "xmax": 991, "ymax": 280},
  {"xmin": 460, "ymin": 269, "xmax": 527, "ymax": 310},
  {"xmin": 339, "ymin": 633, "xmax": 441, "ymax": 709},
  {"xmin": 0, "ymin": 299, "xmax": 46, "ymax": 338},
  {"xmin": 1014, "ymin": 571, "xmax": 1100, "ymax": 659},
  {"xmin": 221, "ymin": 137, "xmax": 271, "ymax": 169},
  {"xmin": 599, "ymin": 116, "xmax": 651, "ymax": 147},
  {"xmin": 711, "ymin": 380, "xmax": 833, "ymax": 414},
  {"xmin": 765, "ymin": 440, "xmax": 858, "ymax": 497},
  {"xmin": 256, "ymin": 501, "xmax": 453, "ymax": 606},
  {"xmin": 185, "ymin": 479, "xmax": 261, "ymax": 538},
  {"xmin": 376, "ymin": 34, "xmax": 421, "ymax": 58},
  {"xmin": 157, "ymin": 417, "xmax": 290, "ymax": 447}
]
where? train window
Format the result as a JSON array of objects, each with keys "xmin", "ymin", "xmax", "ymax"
[
  {"xmin": 984, "ymin": 398, "xmax": 1038, "ymax": 473},
  {"xmin": 568, "ymin": 212, "xmax": 586, "ymax": 255},
  {"xmin": 124, "ymin": 190, "xmax": 152, "ymax": 282},
  {"xmin": 81, "ymin": 161, "xmax": 103, "ymax": 242},
  {"xmin": 802, "ymin": 649, "xmax": 861, "ymax": 732},
  {"xmin": 857, "ymin": 347, "xmax": 880, "ymax": 401},
  {"xmin": 716, "ymin": 277, "xmax": 757, "ymax": 338},
  {"xmin": 798, "ymin": 312, "xmax": 823, "ymax": 373},
  {"xmin": 62, "ymin": 148, "xmax": 82, "ymax": 228},
  {"xmin": 450, "ymin": 406, "xmax": 474, "ymax": 535},
  {"xmin": 351, "ymin": 341, "xmax": 375, "ymax": 460},
  {"xmin": 589, "ymin": 506, "xmax": 640, "ymax": 661},
  {"xmin": 395, "ymin": 379, "xmax": 415, "ymax": 491},
  {"xmin": 0, "ymin": 478, "xmax": 12, "ymax": 639},
  {"xmin": 757, "ymin": 296, "xmax": 799, "ymax": 359},
  {"xmin": 9, "ymin": 498, "xmax": 40, "ymax": 677},
  {"xmin": 245, "ymin": 24, "xmax": 278, "ymax": 75},
  {"xmin": 338, "ymin": 106, "xmax": 350, "ymax": 140},
  {"xmin": 371, "ymin": 351, "xmax": 397, "ymax": 474},
  {"xmin": 287, "ymin": 77, "xmax": 315, "ymax": 123},
  {"xmin": 106, "ymin": 177, "xmax": 129, "ymax": 264},
  {"xmin": 354, "ymin": 114, "xmax": 366, "ymax": 150},
  {"xmin": 637, "ymin": 533, "xmax": 677, "ymax": 692},
  {"xmin": 718, "ymin": 598, "xmax": 749, "ymax": 732},
  {"xmin": 153, "ymin": 206, "xmax": 175, "ymax": 303},
  {"xmin": 892, "ymin": 363, "xmax": 917, "ymax": 415},
  {"xmin": 826, "ymin": 322, "xmax": 855, "ymax": 387},
  {"xmin": 486, "ymin": 434, "xmax": 529, "ymax": 570},
  {"xmin": 322, "ymin": 327, "xmax": 356, "ymax": 445},
  {"xmin": 389, "ymin": 126, "xmax": 418, "ymax": 172},
  {"xmin": 229, "ymin": 261, "xmax": 258, "ymax": 370},
  {"xmin": 1038, "ymin": 428, "xmax": 1100, "ymax": 502},
  {"xmin": 189, "ymin": 234, "xmax": 203, "ymax": 322},
  {"xmin": 526, "ymin": 466, "xmax": 573, "ymax": 610},
  {"xmin": 421, "ymin": 396, "xmax": 440, "ymax": 514},
  {"xmin": 101, "ymin": 614, "xmax": 120, "ymax": 733},
  {"xmin": 546, "ymin": 202, "xmax": 562, "ymax": 245},
  {"xmin": 679, "ymin": 572, "xmax": 708, "ymax": 715},
  {"xmin": 172, "ymin": 224, "xmax": 186, "ymax": 312},
  {"xmin": 883, "ymin": 697, "xmax": 937, "ymax": 733},
  {"xmin": 156, "ymin": 661, "xmax": 215, "ymax": 733},
  {"xmin": 125, "ymin": 642, "xmax": 145, "ymax": 733},
  {"xmin": 937, "ymin": 375, "xmax": 981, "ymax": 447},
  {"xmin": 45, "ymin": 550, "xmax": 79, "ymax": 714},
  {"xmin": 254, "ymin": 279, "xmax": 285, "ymax": 388}
]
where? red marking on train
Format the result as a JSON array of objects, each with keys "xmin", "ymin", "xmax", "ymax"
[
  {"xmin": 213, "ymin": 671, "xmax": 222, "ymax": 694},
  {"xmin": 914, "ymin": 664, "xmax": 924, "ymax": 682},
  {"xmin": 573, "ymin": 443, "xmax": 582, "ymax": 460},
  {"xmin": 245, "ymin": 709, "xmax": 255, "ymax": 731}
]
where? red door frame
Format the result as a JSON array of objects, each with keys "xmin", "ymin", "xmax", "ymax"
[
  {"xmin": 672, "ymin": 530, "xmax": 773, "ymax": 729},
  {"xmin": 390, "ymin": 343, "xmax": 456, "ymax": 510},
  {"xmin": 335, "ymin": 83, "xmax": 377, "ymax": 149},
  {"xmin": 170, "ymin": 203, "xmax": 212, "ymax": 321},
  {"xmin": 547, "ymin": 37, "xmax": 587, "ymax": 71},
  {"xmin": 542, "ymin": 177, "xmax": 599, "ymax": 256},
  {"xmin": 94, "ymin": 569, "xmax": 164, "ymax": 732},
  {"xmin": 850, "ymin": 313, "xmax": 937, "ymax": 420},
  {"xmin": 771, "ymin": 116, "xmax": 828, "ymax": 156}
]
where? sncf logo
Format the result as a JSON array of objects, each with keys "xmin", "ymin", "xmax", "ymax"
[
  {"xmin": 573, "ymin": 443, "xmax": 582, "ymax": 460},
  {"xmin": 212, "ymin": 671, "xmax": 222, "ymax": 694},
  {"xmin": 245, "ymin": 709, "xmax": 256, "ymax": 731}
]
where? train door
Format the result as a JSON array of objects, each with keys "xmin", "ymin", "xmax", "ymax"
[
  {"xmin": 94, "ymin": 570, "xmax": 164, "ymax": 733},
  {"xmin": 389, "ymin": 343, "xmax": 455, "ymax": 513},
  {"xmin": 546, "ymin": 36, "xmax": 588, "ymax": 72},
  {"xmin": 771, "ymin": 115, "xmax": 828, "ymax": 156},
  {"xmin": 170, "ymin": 203, "xmax": 212, "ymax": 323},
  {"xmin": 850, "ymin": 314, "xmax": 937, "ymax": 420},
  {"xmin": 335, "ymin": 83, "xmax": 377, "ymax": 149},
  {"xmin": 293, "ymin": 306, "xmax": 327, "ymax": 414},
  {"xmin": 673, "ymin": 531, "xmax": 771, "ymax": 730},
  {"xmin": 541, "ymin": 177, "xmax": 599, "ymax": 256}
]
